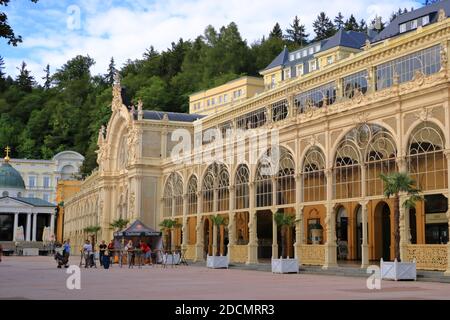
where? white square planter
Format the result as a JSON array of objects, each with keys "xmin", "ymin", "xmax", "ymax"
[
  {"xmin": 271, "ymin": 258, "xmax": 299, "ymax": 274},
  {"xmin": 206, "ymin": 255, "xmax": 229, "ymax": 269},
  {"xmin": 162, "ymin": 253, "xmax": 181, "ymax": 265},
  {"xmin": 23, "ymin": 248, "xmax": 39, "ymax": 256},
  {"xmin": 380, "ymin": 259, "xmax": 417, "ymax": 281}
]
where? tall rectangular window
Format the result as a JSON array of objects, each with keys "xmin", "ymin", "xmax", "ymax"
[
  {"xmin": 43, "ymin": 176, "xmax": 50, "ymax": 189},
  {"xmin": 343, "ymin": 70, "xmax": 368, "ymax": 99},
  {"xmin": 295, "ymin": 82, "xmax": 337, "ymax": 112},
  {"xmin": 375, "ymin": 45, "xmax": 441, "ymax": 91},
  {"xmin": 28, "ymin": 176, "xmax": 36, "ymax": 188}
]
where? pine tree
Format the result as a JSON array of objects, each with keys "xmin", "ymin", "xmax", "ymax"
[
  {"xmin": 334, "ymin": 12, "xmax": 345, "ymax": 30},
  {"xmin": 285, "ymin": 16, "xmax": 309, "ymax": 47},
  {"xmin": 313, "ymin": 12, "xmax": 336, "ymax": 41},
  {"xmin": 269, "ymin": 23, "xmax": 283, "ymax": 39},
  {"xmin": 16, "ymin": 61, "xmax": 34, "ymax": 92},
  {"xmin": 42, "ymin": 64, "xmax": 51, "ymax": 89},
  {"xmin": 359, "ymin": 19, "xmax": 367, "ymax": 33},
  {"xmin": 0, "ymin": 56, "xmax": 5, "ymax": 79},
  {"xmin": 143, "ymin": 46, "xmax": 158, "ymax": 60},
  {"xmin": 344, "ymin": 14, "xmax": 359, "ymax": 31},
  {"xmin": 105, "ymin": 57, "xmax": 116, "ymax": 85}
]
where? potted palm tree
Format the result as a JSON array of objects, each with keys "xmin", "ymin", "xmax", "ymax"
[
  {"xmin": 207, "ymin": 215, "xmax": 229, "ymax": 269},
  {"xmin": 110, "ymin": 218, "xmax": 129, "ymax": 233},
  {"xmin": 379, "ymin": 172, "xmax": 422, "ymax": 281},
  {"xmin": 159, "ymin": 219, "xmax": 182, "ymax": 264},
  {"xmin": 272, "ymin": 211, "xmax": 299, "ymax": 274}
]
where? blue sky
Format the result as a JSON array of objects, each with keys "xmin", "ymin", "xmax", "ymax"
[{"xmin": 1, "ymin": 0, "xmax": 421, "ymax": 83}]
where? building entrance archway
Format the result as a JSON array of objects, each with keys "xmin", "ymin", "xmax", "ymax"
[{"xmin": 374, "ymin": 202, "xmax": 391, "ymax": 261}]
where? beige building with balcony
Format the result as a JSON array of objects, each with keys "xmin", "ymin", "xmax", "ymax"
[
  {"xmin": 64, "ymin": 2, "xmax": 450, "ymax": 274},
  {"xmin": 189, "ymin": 76, "xmax": 264, "ymax": 116}
]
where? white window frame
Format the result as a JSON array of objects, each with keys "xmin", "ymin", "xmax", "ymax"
[
  {"xmin": 309, "ymin": 59, "xmax": 317, "ymax": 72},
  {"xmin": 422, "ymin": 15, "xmax": 430, "ymax": 26},
  {"xmin": 284, "ymin": 68, "xmax": 291, "ymax": 80},
  {"xmin": 43, "ymin": 176, "xmax": 51, "ymax": 189},
  {"xmin": 411, "ymin": 19, "xmax": 417, "ymax": 29},
  {"xmin": 289, "ymin": 54, "xmax": 295, "ymax": 62},
  {"xmin": 297, "ymin": 64, "xmax": 304, "ymax": 76},
  {"xmin": 309, "ymin": 47, "xmax": 314, "ymax": 55},
  {"xmin": 315, "ymin": 44, "xmax": 321, "ymax": 52},
  {"xmin": 400, "ymin": 23, "xmax": 407, "ymax": 33},
  {"xmin": 302, "ymin": 50, "xmax": 307, "ymax": 57},
  {"xmin": 327, "ymin": 56, "xmax": 334, "ymax": 65},
  {"xmin": 28, "ymin": 176, "xmax": 36, "ymax": 188}
]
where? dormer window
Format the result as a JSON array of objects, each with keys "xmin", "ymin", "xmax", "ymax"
[
  {"xmin": 309, "ymin": 47, "xmax": 314, "ymax": 55},
  {"xmin": 400, "ymin": 23, "xmax": 407, "ymax": 33},
  {"xmin": 297, "ymin": 64, "xmax": 304, "ymax": 76},
  {"xmin": 284, "ymin": 68, "xmax": 291, "ymax": 80},
  {"xmin": 302, "ymin": 50, "xmax": 307, "ymax": 57},
  {"xmin": 315, "ymin": 44, "xmax": 321, "ymax": 52},
  {"xmin": 411, "ymin": 19, "xmax": 417, "ymax": 29},
  {"xmin": 309, "ymin": 59, "xmax": 317, "ymax": 72},
  {"xmin": 296, "ymin": 52, "xmax": 301, "ymax": 59},
  {"xmin": 327, "ymin": 56, "xmax": 334, "ymax": 65},
  {"xmin": 422, "ymin": 15, "xmax": 430, "ymax": 26},
  {"xmin": 289, "ymin": 54, "xmax": 295, "ymax": 62}
]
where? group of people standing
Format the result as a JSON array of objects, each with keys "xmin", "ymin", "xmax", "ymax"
[{"xmin": 81, "ymin": 239, "xmax": 154, "ymax": 269}]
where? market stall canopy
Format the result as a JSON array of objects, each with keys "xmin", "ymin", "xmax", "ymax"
[{"xmin": 114, "ymin": 220, "xmax": 162, "ymax": 237}]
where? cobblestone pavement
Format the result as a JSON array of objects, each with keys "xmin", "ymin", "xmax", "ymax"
[{"xmin": 0, "ymin": 256, "xmax": 449, "ymax": 300}]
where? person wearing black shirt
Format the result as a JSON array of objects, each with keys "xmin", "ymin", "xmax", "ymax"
[{"xmin": 99, "ymin": 240, "xmax": 107, "ymax": 267}]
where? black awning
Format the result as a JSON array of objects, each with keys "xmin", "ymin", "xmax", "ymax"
[{"xmin": 114, "ymin": 220, "xmax": 162, "ymax": 237}]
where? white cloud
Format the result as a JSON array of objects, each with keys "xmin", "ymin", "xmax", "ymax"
[{"xmin": 4, "ymin": 0, "xmax": 420, "ymax": 83}]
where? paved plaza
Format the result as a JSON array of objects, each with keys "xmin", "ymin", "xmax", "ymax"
[{"xmin": 0, "ymin": 256, "xmax": 449, "ymax": 300}]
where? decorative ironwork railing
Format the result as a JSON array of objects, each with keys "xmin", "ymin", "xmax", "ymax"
[{"xmin": 405, "ymin": 244, "xmax": 448, "ymax": 271}]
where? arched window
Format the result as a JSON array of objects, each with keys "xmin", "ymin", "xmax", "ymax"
[
  {"xmin": 217, "ymin": 167, "xmax": 230, "ymax": 212},
  {"xmin": 202, "ymin": 163, "xmax": 229, "ymax": 213},
  {"xmin": 187, "ymin": 176, "xmax": 198, "ymax": 215},
  {"xmin": 255, "ymin": 149, "xmax": 275, "ymax": 208},
  {"xmin": 334, "ymin": 127, "xmax": 363, "ymax": 199},
  {"xmin": 408, "ymin": 122, "xmax": 447, "ymax": 191},
  {"xmin": 302, "ymin": 147, "xmax": 326, "ymax": 202},
  {"xmin": 235, "ymin": 165, "xmax": 250, "ymax": 210},
  {"xmin": 163, "ymin": 173, "xmax": 183, "ymax": 217},
  {"xmin": 365, "ymin": 126, "xmax": 397, "ymax": 196},
  {"xmin": 276, "ymin": 148, "xmax": 296, "ymax": 205},
  {"xmin": 202, "ymin": 166, "xmax": 216, "ymax": 213}
]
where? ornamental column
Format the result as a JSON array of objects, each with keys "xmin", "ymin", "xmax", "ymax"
[
  {"xmin": 181, "ymin": 194, "xmax": 188, "ymax": 251},
  {"xmin": 247, "ymin": 182, "xmax": 258, "ymax": 264},
  {"xmin": 32, "ymin": 213, "xmax": 38, "ymax": 242},
  {"xmin": 227, "ymin": 212, "xmax": 236, "ymax": 258},
  {"xmin": 272, "ymin": 208, "xmax": 278, "ymax": 259},
  {"xmin": 294, "ymin": 173, "xmax": 304, "ymax": 261},
  {"xmin": 26, "ymin": 213, "xmax": 31, "ymax": 242},
  {"xmin": 50, "ymin": 213, "xmax": 56, "ymax": 238},
  {"xmin": 12, "ymin": 213, "xmax": 19, "ymax": 242},
  {"xmin": 212, "ymin": 188, "xmax": 219, "ymax": 256},
  {"xmin": 444, "ymin": 151, "xmax": 450, "ymax": 276},
  {"xmin": 359, "ymin": 201, "xmax": 369, "ymax": 268},
  {"xmin": 228, "ymin": 186, "xmax": 236, "ymax": 259},
  {"xmin": 323, "ymin": 168, "xmax": 337, "ymax": 269},
  {"xmin": 194, "ymin": 191, "xmax": 204, "ymax": 262},
  {"xmin": 397, "ymin": 155, "xmax": 409, "ymax": 262}
]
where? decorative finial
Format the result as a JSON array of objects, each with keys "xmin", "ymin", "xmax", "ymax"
[{"xmin": 4, "ymin": 146, "xmax": 11, "ymax": 163}]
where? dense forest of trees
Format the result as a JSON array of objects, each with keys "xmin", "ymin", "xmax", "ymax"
[{"xmin": 0, "ymin": 2, "xmax": 438, "ymax": 176}]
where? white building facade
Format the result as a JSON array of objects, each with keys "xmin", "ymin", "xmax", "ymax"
[{"xmin": 9, "ymin": 151, "xmax": 84, "ymax": 204}]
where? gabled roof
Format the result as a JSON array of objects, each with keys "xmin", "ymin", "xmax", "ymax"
[
  {"xmin": 0, "ymin": 196, "xmax": 55, "ymax": 207},
  {"xmin": 114, "ymin": 220, "xmax": 161, "ymax": 237},
  {"xmin": 372, "ymin": 0, "xmax": 450, "ymax": 43},
  {"xmin": 321, "ymin": 29, "xmax": 368, "ymax": 51},
  {"xmin": 262, "ymin": 46, "xmax": 289, "ymax": 71},
  {"xmin": 142, "ymin": 110, "xmax": 205, "ymax": 123}
]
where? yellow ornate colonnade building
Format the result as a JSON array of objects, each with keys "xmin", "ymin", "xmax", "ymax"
[{"xmin": 65, "ymin": 3, "xmax": 450, "ymax": 273}]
